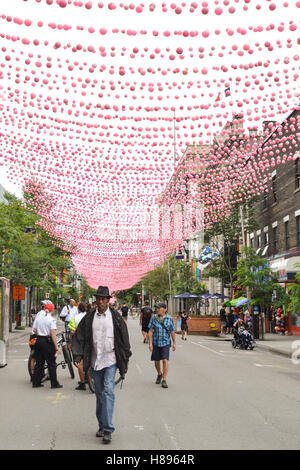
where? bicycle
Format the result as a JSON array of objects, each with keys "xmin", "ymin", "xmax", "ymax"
[{"xmin": 28, "ymin": 332, "xmax": 75, "ymax": 382}]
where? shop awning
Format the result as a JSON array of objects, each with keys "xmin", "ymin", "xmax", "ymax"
[{"xmin": 269, "ymin": 256, "xmax": 300, "ymax": 280}]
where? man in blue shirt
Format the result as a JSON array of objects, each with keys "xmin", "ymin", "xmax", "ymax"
[{"xmin": 148, "ymin": 302, "xmax": 176, "ymax": 389}]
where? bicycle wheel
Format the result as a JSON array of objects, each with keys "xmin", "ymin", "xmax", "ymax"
[
  {"xmin": 28, "ymin": 351, "xmax": 49, "ymax": 382},
  {"xmin": 28, "ymin": 352, "xmax": 35, "ymax": 381},
  {"xmin": 62, "ymin": 344, "xmax": 75, "ymax": 379},
  {"xmin": 87, "ymin": 367, "xmax": 95, "ymax": 393}
]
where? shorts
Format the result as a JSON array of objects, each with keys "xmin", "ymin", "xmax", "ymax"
[
  {"xmin": 142, "ymin": 323, "xmax": 149, "ymax": 333},
  {"xmin": 221, "ymin": 321, "xmax": 226, "ymax": 327},
  {"xmin": 151, "ymin": 344, "xmax": 171, "ymax": 362},
  {"xmin": 181, "ymin": 324, "xmax": 188, "ymax": 332}
]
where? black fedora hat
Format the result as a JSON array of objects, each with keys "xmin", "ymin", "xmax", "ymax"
[{"xmin": 95, "ymin": 286, "xmax": 112, "ymax": 298}]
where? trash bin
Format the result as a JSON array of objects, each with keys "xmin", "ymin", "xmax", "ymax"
[{"xmin": 0, "ymin": 278, "xmax": 10, "ymax": 368}]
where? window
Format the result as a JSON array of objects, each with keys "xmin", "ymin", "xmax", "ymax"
[
  {"xmin": 264, "ymin": 231, "xmax": 269, "ymax": 246},
  {"xmin": 285, "ymin": 221, "xmax": 290, "ymax": 250},
  {"xmin": 273, "ymin": 226, "xmax": 278, "ymax": 253},
  {"xmin": 250, "ymin": 237, "xmax": 255, "ymax": 249},
  {"xmin": 296, "ymin": 158, "xmax": 300, "ymax": 190},
  {"xmin": 256, "ymin": 234, "xmax": 262, "ymax": 254},
  {"xmin": 263, "ymin": 191, "xmax": 268, "ymax": 209},
  {"xmin": 257, "ymin": 234, "xmax": 261, "ymax": 248},
  {"xmin": 272, "ymin": 175, "xmax": 277, "ymax": 203},
  {"xmin": 297, "ymin": 216, "xmax": 300, "ymax": 246}
]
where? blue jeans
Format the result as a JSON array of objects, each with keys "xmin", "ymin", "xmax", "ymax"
[{"xmin": 92, "ymin": 364, "xmax": 117, "ymax": 434}]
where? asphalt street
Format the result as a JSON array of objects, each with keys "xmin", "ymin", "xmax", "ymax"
[{"xmin": 1, "ymin": 317, "xmax": 300, "ymax": 450}]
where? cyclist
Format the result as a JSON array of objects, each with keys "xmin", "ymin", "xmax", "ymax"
[
  {"xmin": 68, "ymin": 302, "xmax": 87, "ymax": 391},
  {"xmin": 32, "ymin": 302, "xmax": 62, "ymax": 389}
]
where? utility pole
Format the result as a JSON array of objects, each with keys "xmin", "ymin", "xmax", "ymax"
[{"xmin": 167, "ymin": 258, "xmax": 173, "ymax": 315}]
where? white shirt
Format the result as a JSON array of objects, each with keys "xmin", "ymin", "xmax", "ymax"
[
  {"xmin": 60, "ymin": 305, "xmax": 78, "ymax": 322},
  {"xmin": 33, "ymin": 312, "xmax": 56, "ymax": 336},
  {"xmin": 31, "ymin": 309, "xmax": 44, "ymax": 334},
  {"xmin": 91, "ymin": 307, "xmax": 116, "ymax": 371}
]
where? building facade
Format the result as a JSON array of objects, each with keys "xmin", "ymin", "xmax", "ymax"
[{"xmin": 251, "ymin": 108, "xmax": 300, "ymax": 333}]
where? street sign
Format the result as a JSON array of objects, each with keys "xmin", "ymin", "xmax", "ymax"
[
  {"xmin": 13, "ymin": 285, "xmax": 25, "ymax": 301},
  {"xmin": 45, "ymin": 293, "xmax": 50, "ymax": 299}
]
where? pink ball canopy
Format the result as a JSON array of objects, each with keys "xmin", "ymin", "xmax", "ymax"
[{"xmin": 0, "ymin": 0, "xmax": 299, "ymax": 291}]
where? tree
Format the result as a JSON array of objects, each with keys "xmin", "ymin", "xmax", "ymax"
[
  {"xmin": 288, "ymin": 267, "xmax": 300, "ymax": 317},
  {"xmin": 234, "ymin": 246, "xmax": 285, "ymax": 312},
  {"xmin": 202, "ymin": 200, "xmax": 259, "ymax": 298},
  {"xmin": 0, "ymin": 190, "xmax": 80, "ymax": 320}
]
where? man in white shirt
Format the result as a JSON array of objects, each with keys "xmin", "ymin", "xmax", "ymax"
[
  {"xmin": 60, "ymin": 299, "xmax": 78, "ymax": 343},
  {"xmin": 73, "ymin": 286, "xmax": 132, "ymax": 445}
]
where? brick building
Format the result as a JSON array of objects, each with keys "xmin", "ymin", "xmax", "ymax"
[{"xmin": 250, "ymin": 107, "xmax": 300, "ymax": 333}]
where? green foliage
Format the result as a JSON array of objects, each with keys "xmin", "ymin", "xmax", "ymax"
[
  {"xmin": 203, "ymin": 200, "xmax": 259, "ymax": 297},
  {"xmin": 80, "ymin": 277, "xmax": 96, "ymax": 302},
  {"xmin": 0, "ymin": 189, "xmax": 91, "ymax": 301},
  {"xmin": 234, "ymin": 246, "xmax": 285, "ymax": 309},
  {"xmin": 288, "ymin": 267, "xmax": 300, "ymax": 316},
  {"xmin": 117, "ymin": 254, "xmax": 206, "ymax": 304}
]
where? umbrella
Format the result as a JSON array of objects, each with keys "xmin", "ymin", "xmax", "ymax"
[
  {"xmin": 173, "ymin": 292, "xmax": 199, "ymax": 298},
  {"xmin": 225, "ymin": 297, "xmax": 248, "ymax": 307},
  {"xmin": 211, "ymin": 293, "xmax": 230, "ymax": 299},
  {"xmin": 200, "ymin": 293, "xmax": 213, "ymax": 299}
]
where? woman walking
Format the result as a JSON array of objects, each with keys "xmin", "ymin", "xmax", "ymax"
[{"xmin": 180, "ymin": 311, "xmax": 190, "ymax": 340}]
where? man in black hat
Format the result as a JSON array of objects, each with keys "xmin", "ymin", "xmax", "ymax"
[{"xmin": 72, "ymin": 286, "xmax": 132, "ymax": 444}]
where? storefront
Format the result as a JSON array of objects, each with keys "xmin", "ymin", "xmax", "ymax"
[{"xmin": 270, "ymin": 256, "xmax": 300, "ymax": 335}]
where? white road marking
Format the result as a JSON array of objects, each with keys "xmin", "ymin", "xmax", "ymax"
[
  {"xmin": 191, "ymin": 341, "xmax": 226, "ymax": 357},
  {"xmin": 134, "ymin": 425, "xmax": 144, "ymax": 431},
  {"xmin": 254, "ymin": 363, "xmax": 274, "ymax": 368},
  {"xmin": 135, "ymin": 363, "xmax": 142, "ymax": 375}
]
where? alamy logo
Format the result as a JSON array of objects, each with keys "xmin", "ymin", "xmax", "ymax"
[{"xmin": 291, "ymin": 340, "xmax": 300, "ymax": 365}]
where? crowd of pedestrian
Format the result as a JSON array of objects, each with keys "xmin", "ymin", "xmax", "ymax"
[
  {"xmin": 29, "ymin": 291, "xmax": 181, "ymax": 445},
  {"xmin": 219, "ymin": 304, "xmax": 252, "ymax": 335}
]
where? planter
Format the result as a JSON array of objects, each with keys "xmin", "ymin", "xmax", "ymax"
[{"xmin": 173, "ymin": 316, "xmax": 221, "ymax": 336}]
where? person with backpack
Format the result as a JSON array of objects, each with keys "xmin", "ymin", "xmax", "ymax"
[
  {"xmin": 140, "ymin": 300, "xmax": 153, "ymax": 343},
  {"xmin": 120, "ymin": 303, "xmax": 129, "ymax": 323},
  {"xmin": 148, "ymin": 302, "xmax": 176, "ymax": 389}
]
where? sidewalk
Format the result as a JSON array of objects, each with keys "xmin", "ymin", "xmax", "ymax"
[
  {"xmin": 215, "ymin": 332, "xmax": 297, "ymax": 358},
  {"xmin": 8, "ymin": 324, "xmax": 32, "ymax": 345}
]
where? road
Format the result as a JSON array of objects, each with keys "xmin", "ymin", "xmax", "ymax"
[{"xmin": 1, "ymin": 317, "xmax": 300, "ymax": 450}]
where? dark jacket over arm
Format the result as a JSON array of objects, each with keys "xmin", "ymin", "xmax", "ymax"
[{"xmin": 72, "ymin": 308, "xmax": 132, "ymax": 377}]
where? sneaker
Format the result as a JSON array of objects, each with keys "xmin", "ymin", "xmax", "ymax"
[
  {"xmin": 103, "ymin": 432, "xmax": 112, "ymax": 444},
  {"xmin": 161, "ymin": 380, "xmax": 168, "ymax": 389},
  {"xmin": 155, "ymin": 374, "xmax": 162, "ymax": 384},
  {"xmin": 75, "ymin": 383, "xmax": 86, "ymax": 391},
  {"xmin": 96, "ymin": 428, "xmax": 104, "ymax": 438}
]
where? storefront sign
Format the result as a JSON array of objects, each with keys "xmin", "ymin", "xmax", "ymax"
[{"xmin": 13, "ymin": 285, "xmax": 25, "ymax": 301}]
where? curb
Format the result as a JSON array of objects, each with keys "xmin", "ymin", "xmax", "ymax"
[{"xmin": 255, "ymin": 343, "xmax": 291, "ymax": 358}]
